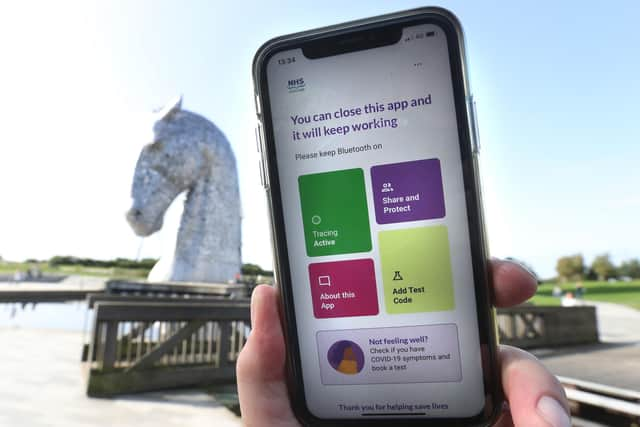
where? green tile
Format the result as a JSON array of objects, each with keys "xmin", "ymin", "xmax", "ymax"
[{"xmin": 298, "ymin": 168, "xmax": 372, "ymax": 256}]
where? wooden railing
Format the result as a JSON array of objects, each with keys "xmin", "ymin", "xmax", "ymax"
[
  {"xmin": 496, "ymin": 306, "xmax": 599, "ymax": 349},
  {"xmin": 85, "ymin": 299, "xmax": 250, "ymax": 397},
  {"xmin": 83, "ymin": 293, "xmax": 599, "ymax": 397},
  {"xmin": 105, "ymin": 279, "xmax": 248, "ymax": 299},
  {"xmin": 560, "ymin": 376, "xmax": 640, "ymax": 425}
]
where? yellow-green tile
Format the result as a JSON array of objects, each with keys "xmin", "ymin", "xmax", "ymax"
[{"xmin": 379, "ymin": 225, "xmax": 455, "ymax": 314}]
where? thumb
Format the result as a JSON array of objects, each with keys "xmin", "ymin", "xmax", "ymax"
[
  {"xmin": 497, "ymin": 345, "xmax": 570, "ymax": 427},
  {"xmin": 236, "ymin": 285, "xmax": 299, "ymax": 427}
]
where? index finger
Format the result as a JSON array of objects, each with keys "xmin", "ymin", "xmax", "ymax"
[{"xmin": 490, "ymin": 259, "xmax": 538, "ymax": 308}]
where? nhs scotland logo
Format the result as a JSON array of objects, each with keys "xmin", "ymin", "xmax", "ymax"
[{"xmin": 287, "ymin": 77, "xmax": 305, "ymax": 93}]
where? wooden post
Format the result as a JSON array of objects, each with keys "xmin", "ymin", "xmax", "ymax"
[
  {"xmin": 102, "ymin": 321, "xmax": 118, "ymax": 370},
  {"xmin": 218, "ymin": 321, "xmax": 232, "ymax": 368}
]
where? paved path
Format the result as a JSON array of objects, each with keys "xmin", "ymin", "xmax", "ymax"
[
  {"xmin": 587, "ymin": 301, "xmax": 640, "ymax": 343},
  {"xmin": 534, "ymin": 301, "xmax": 640, "ymax": 391},
  {"xmin": 534, "ymin": 342, "xmax": 640, "ymax": 391},
  {"xmin": 0, "ymin": 327, "xmax": 242, "ymax": 427}
]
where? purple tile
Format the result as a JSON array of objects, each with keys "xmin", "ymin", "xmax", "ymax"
[{"xmin": 371, "ymin": 158, "xmax": 445, "ymax": 224}]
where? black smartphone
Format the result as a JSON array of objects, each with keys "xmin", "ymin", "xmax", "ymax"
[{"xmin": 252, "ymin": 7, "xmax": 500, "ymax": 426}]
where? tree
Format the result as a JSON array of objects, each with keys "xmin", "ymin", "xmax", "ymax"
[
  {"xmin": 240, "ymin": 263, "xmax": 273, "ymax": 277},
  {"xmin": 556, "ymin": 254, "xmax": 585, "ymax": 282},
  {"xmin": 241, "ymin": 263, "xmax": 262, "ymax": 276},
  {"xmin": 619, "ymin": 258, "xmax": 640, "ymax": 279},
  {"xmin": 591, "ymin": 254, "xmax": 617, "ymax": 281},
  {"xmin": 48, "ymin": 255, "xmax": 157, "ymax": 270}
]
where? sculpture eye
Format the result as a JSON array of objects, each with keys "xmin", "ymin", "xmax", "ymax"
[{"xmin": 150, "ymin": 140, "xmax": 165, "ymax": 152}]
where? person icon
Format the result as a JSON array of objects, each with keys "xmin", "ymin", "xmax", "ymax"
[
  {"xmin": 381, "ymin": 182, "xmax": 394, "ymax": 193},
  {"xmin": 337, "ymin": 346, "xmax": 358, "ymax": 374},
  {"xmin": 327, "ymin": 340, "xmax": 365, "ymax": 375}
]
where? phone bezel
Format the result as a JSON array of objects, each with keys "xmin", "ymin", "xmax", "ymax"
[{"xmin": 252, "ymin": 7, "xmax": 501, "ymax": 426}]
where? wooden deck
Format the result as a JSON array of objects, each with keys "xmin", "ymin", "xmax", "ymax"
[
  {"xmin": 0, "ymin": 277, "xmax": 248, "ymax": 303},
  {"xmin": 0, "ymin": 276, "xmax": 107, "ymax": 303},
  {"xmin": 0, "ymin": 283, "xmax": 105, "ymax": 303}
]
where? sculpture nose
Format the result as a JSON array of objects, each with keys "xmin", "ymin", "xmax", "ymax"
[{"xmin": 126, "ymin": 208, "xmax": 143, "ymax": 223}]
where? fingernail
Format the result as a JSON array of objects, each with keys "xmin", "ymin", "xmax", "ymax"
[
  {"xmin": 250, "ymin": 287, "xmax": 260, "ymax": 327},
  {"xmin": 537, "ymin": 396, "xmax": 570, "ymax": 427},
  {"xmin": 504, "ymin": 258, "xmax": 538, "ymax": 282}
]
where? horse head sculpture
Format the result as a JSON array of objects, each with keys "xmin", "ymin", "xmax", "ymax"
[{"xmin": 126, "ymin": 97, "xmax": 241, "ymax": 283}]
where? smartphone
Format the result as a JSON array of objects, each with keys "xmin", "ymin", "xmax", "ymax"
[{"xmin": 252, "ymin": 7, "xmax": 500, "ymax": 426}]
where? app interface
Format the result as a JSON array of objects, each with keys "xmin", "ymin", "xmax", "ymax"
[{"xmin": 265, "ymin": 23, "xmax": 484, "ymax": 419}]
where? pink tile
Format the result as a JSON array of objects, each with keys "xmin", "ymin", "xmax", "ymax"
[{"xmin": 309, "ymin": 259, "xmax": 379, "ymax": 319}]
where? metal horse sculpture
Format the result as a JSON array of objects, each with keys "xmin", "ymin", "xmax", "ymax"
[{"xmin": 126, "ymin": 97, "xmax": 241, "ymax": 283}]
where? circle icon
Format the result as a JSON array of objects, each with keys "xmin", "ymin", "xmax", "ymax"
[
  {"xmin": 311, "ymin": 215, "xmax": 321, "ymax": 225},
  {"xmin": 327, "ymin": 340, "xmax": 365, "ymax": 375}
]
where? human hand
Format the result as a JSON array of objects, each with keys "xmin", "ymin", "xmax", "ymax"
[{"xmin": 237, "ymin": 259, "xmax": 570, "ymax": 427}]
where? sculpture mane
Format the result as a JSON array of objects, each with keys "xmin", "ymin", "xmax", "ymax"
[{"xmin": 126, "ymin": 97, "xmax": 241, "ymax": 283}]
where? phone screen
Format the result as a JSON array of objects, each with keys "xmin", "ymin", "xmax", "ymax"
[{"xmin": 263, "ymin": 23, "xmax": 486, "ymax": 419}]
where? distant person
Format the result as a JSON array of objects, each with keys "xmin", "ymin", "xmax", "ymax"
[
  {"xmin": 561, "ymin": 292, "xmax": 577, "ymax": 307},
  {"xmin": 552, "ymin": 285, "xmax": 562, "ymax": 297},
  {"xmin": 575, "ymin": 282, "xmax": 585, "ymax": 299}
]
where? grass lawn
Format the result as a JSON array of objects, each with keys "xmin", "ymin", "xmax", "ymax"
[
  {"xmin": 0, "ymin": 261, "xmax": 149, "ymax": 280},
  {"xmin": 0, "ymin": 261, "xmax": 270, "ymax": 283},
  {"xmin": 529, "ymin": 280, "xmax": 640, "ymax": 310}
]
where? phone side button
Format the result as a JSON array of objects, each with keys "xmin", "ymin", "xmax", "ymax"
[
  {"xmin": 254, "ymin": 93, "xmax": 262, "ymax": 116},
  {"xmin": 262, "ymin": 157, "xmax": 270, "ymax": 189},
  {"xmin": 471, "ymin": 99, "xmax": 481, "ymax": 153},
  {"xmin": 257, "ymin": 122, "xmax": 266, "ymax": 154},
  {"xmin": 258, "ymin": 160, "xmax": 265, "ymax": 188},
  {"xmin": 255, "ymin": 125, "xmax": 261, "ymax": 153}
]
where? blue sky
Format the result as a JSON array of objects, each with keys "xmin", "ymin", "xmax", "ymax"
[{"xmin": 0, "ymin": 0, "xmax": 638, "ymax": 278}]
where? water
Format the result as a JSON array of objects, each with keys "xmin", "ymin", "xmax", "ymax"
[{"xmin": 0, "ymin": 301, "xmax": 89, "ymax": 331}]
